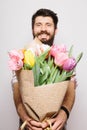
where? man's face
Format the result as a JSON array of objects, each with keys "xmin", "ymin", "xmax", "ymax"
[{"xmin": 32, "ymin": 16, "xmax": 57, "ymax": 46}]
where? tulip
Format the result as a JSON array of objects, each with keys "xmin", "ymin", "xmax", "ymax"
[
  {"xmin": 54, "ymin": 52, "xmax": 68, "ymax": 67},
  {"xmin": 63, "ymin": 57, "xmax": 76, "ymax": 71},
  {"xmin": 8, "ymin": 49, "xmax": 24, "ymax": 70},
  {"xmin": 24, "ymin": 50, "xmax": 35, "ymax": 68}
]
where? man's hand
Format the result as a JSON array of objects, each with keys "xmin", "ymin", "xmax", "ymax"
[
  {"xmin": 20, "ymin": 118, "xmax": 43, "ymax": 130},
  {"xmin": 42, "ymin": 110, "xmax": 67, "ymax": 130}
]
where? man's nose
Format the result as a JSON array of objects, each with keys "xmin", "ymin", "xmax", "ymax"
[{"xmin": 41, "ymin": 25, "xmax": 46, "ymax": 31}]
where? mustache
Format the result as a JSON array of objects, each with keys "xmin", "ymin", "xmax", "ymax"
[{"xmin": 36, "ymin": 31, "xmax": 50, "ymax": 36}]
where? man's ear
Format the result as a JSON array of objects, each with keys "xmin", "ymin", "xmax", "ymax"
[{"xmin": 55, "ymin": 28, "xmax": 58, "ymax": 35}]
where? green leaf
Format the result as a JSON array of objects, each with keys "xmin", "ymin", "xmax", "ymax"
[
  {"xmin": 54, "ymin": 70, "xmax": 71, "ymax": 82},
  {"xmin": 48, "ymin": 56, "xmax": 54, "ymax": 69},
  {"xmin": 33, "ymin": 61, "xmax": 40, "ymax": 86},
  {"xmin": 36, "ymin": 48, "xmax": 50, "ymax": 63},
  {"xmin": 23, "ymin": 63, "xmax": 32, "ymax": 70},
  {"xmin": 32, "ymin": 48, "xmax": 50, "ymax": 86},
  {"xmin": 76, "ymin": 52, "xmax": 83, "ymax": 64},
  {"xmin": 68, "ymin": 45, "xmax": 74, "ymax": 57},
  {"xmin": 47, "ymin": 65, "xmax": 57, "ymax": 84},
  {"xmin": 39, "ymin": 62, "xmax": 51, "ymax": 85},
  {"xmin": 51, "ymin": 68, "xmax": 58, "ymax": 83},
  {"xmin": 54, "ymin": 68, "xmax": 60, "ymax": 82}
]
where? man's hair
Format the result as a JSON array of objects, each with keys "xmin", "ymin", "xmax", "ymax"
[{"xmin": 32, "ymin": 8, "xmax": 58, "ymax": 29}]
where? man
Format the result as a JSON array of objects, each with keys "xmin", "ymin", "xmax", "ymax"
[{"xmin": 12, "ymin": 8, "xmax": 76, "ymax": 130}]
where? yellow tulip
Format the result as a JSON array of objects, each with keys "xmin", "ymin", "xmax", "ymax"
[{"xmin": 24, "ymin": 50, "xmax": 35, "ymax": 67}]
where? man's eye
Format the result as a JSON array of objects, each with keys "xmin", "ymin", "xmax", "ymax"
[
  {"xmin": 46, "ymin": 23, "xmax": 52, "ymax": 26},
  {"xmin": 36, "ymin": 23, "xmax": 41, "ymax": 26}
]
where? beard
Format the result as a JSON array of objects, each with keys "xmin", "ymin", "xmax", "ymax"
[{"xmin": 33, "ymin": 31, "xmax": 55, "ymax": 46}]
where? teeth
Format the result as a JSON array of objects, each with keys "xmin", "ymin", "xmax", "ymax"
[{"xmin": 40, "ymin": 34, "xmax": 47, "ymax": 38}]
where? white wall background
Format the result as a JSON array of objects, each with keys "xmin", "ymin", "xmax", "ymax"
[{"xmin": 0, "ymin": 0, "xmax": 87, "ymax": 130}]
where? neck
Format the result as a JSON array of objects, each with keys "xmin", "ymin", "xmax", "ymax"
[{"xmin": 34, "ymin": 37, "xmax": 42, "ymax": 45}]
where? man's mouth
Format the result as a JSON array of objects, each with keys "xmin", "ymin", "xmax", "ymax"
[
  {"xmin": 39, "ymin": 34, "xmax": 48, "ymax": 39},
  {"xmin": 37, "ymin": 31, "xmax": 50, "ymax": 36}
]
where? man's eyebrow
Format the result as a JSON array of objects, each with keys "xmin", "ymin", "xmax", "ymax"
[{"xmin": 35, "ymin": 22, "xmax": 42, "ymax": 24}]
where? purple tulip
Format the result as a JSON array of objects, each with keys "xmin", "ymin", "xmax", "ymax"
[{"xmin": 63, "ymin": 57, "xmax": 76, "ymax": 71}]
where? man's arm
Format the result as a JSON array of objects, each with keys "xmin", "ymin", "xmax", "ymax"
[
  {"xmin": 11, "ymin": 71, "xmax": 29, "ymax": 122},
  {"xmin": 61, "ymin": 80, "xmax": 75, "ymax": 112},
  {"xmin": 12, "ymin": 82, "xmax": 30, "ymax": 122},
  {"xmin": 52, "ymin": 80, "xmax": 76, "ymax": 130},
  {"xmin": 12, "ymin": 76, "xmax": 43, "ymax": 130},
  {"xmin": 42, "ymin": 79, "xmax": 76, "ymax": 130}
]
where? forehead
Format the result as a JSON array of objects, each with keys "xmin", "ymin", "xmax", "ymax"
[{"xmin": 34, "ymin": 16, "xmax": 54, "ymax": 24}]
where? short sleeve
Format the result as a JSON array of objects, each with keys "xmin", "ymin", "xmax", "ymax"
[{"xmin": 11, "ymin": 71, "xmax": 18, "ymax": 84}]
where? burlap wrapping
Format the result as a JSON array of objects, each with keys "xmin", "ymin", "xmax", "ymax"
[{"xmin": 16, "ymin": 70, "xmax": 69, "ymax": 121}]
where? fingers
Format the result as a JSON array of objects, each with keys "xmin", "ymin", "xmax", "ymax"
[
  {"xmin": 20, "ymin": 119, "xmax": 43, "ymax": 130},
  {"xmin": 26, "ymin": 123, "xmax": 42, "ymax": 130},
  {"xmin": 42, "ymin": 118, "xmax": 65, "ymax": 130},
  {"xmin": 27, "ymin": 120, "xmax": 43, "ymax": 130},
  {"xmin": 52, "ymin": 121, "xmax": 62, "ymax": 130},
  {"xmin": 42, "ymin": 118, "xmax": 55, "ymax": 129},
  {"xmin": 20, "ymin": 118, "xmax": 65, "ymax": 130},
  {"xmin": 29, "ymin": 120, "xmax": 42, "ymax": 128}
]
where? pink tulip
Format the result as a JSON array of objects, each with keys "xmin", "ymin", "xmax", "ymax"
[
  {"xmin": 54, "ymin": 52, "xmax": 68, "ymax": 67},
  {"xmin": 63, "ymin": 58, "xmax": 76, "ymax": 71},
  {"xmin": 8, "ymin": 49, "xmax": 24, "ymax": 60},
  {"xmin": 8, "ymin": 49, "xmax": 24, "ymax": 70},
  {"xmin": 8, "ymin": 59, "xmax": 23, "ymax": 70},
  {"xmin": 50, "ymin": 44, "xmax": 67, "ymax": 57}
]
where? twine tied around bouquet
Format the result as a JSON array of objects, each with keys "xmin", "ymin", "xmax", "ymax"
[
  {"xmin": 44, "ymin": 118, "xmax": 52, "ymax": 130},
  {"xmin": 20, "ymin": 120, "xmax": 27, "ymax": 130}
]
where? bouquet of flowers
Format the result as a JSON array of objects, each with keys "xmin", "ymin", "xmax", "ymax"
[{"xmin": 8, "ymin": 38, "xmax": 83, "ymax": 129}]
